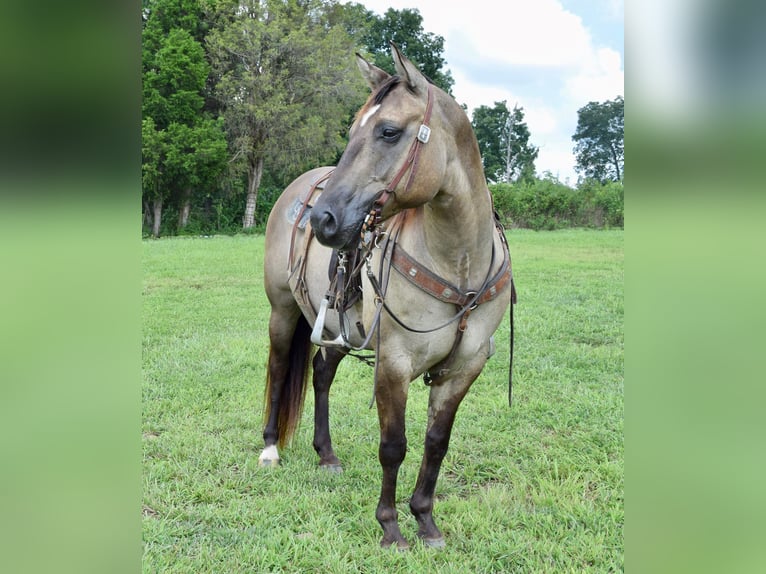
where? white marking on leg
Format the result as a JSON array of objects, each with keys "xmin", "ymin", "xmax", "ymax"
[
  {"xmin": 259, "ymin": 444, "xmax": 280, "ymax": 465},
  {"xmin": 359, "ymin": 104, "xmax": 380, "ymax": 127}
]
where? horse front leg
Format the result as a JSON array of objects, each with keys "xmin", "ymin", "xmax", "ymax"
[
  {"xmin": 409, "ymin": 368, "xmax": 479, "ymax": 548},
  {"xmin": 374, "ymin": 369, "xmax": 411, "ymax": 549},
  {"xmin": 311, "ymin": 347, "xmax": 345, "ymax": 471}
]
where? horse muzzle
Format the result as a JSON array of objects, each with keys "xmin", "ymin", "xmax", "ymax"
[{"xmin": 310, "ymin": 192, "xmax": 371, "ymax": 250}]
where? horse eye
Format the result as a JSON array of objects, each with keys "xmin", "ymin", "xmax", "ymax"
[{"xmin": 380, "ymin": 126, "xmax": 402, "ymax": 143}]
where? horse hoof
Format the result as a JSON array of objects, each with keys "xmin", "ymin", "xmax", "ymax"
[
  {"xmin": 258, "ymin": 445, "xmax": 280, "ymax": 468},
  {"xmin": 320, "ymin": 463, "xmax": 343, "ymax": 473},
  {"xmin": 422, "ymin": 536, "xmax": 446, "ymax": 549}
]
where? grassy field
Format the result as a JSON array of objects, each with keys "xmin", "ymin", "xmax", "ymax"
[{"xmin": 142, "ymin": 229, "xmax": 623, "ymax": 573}]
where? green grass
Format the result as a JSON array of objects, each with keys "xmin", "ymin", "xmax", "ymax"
[{"xmin": 143, "ymin": 229, "xmax": 623, "ymax": 573}]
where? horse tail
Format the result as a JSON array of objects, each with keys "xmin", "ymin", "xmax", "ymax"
[{"xmin": 264, "ymin": 315, "xmax": 313, "ymax": 449}]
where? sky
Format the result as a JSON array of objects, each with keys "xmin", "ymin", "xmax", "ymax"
[{"xmin": 360, "ymin": 0, "xmax": 624, "ymax": 185}]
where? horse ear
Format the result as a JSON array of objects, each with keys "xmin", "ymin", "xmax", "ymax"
[
  {"xmin": 355, "ymin": 52, "xmax": 391, "ymax": 90},
  {"xmin": 390, "ymin": 42, "xmax": 428, "ymax": 94}
]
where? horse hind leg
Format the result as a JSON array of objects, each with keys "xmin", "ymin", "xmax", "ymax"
[
  {"xmin": 311, "ymin": 347, "xmax": 345, "ymax": 472},
  {"xmin": 259, "ymin": 307, "xmax": 312, "ymax": 467}
]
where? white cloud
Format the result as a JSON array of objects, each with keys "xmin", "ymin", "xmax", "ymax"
[
  {"xmin": 443, "ymin": 1, "xmax": 593, "ymax": 69},
  {"xmin": 536, "ymin": 145, "xmax": 580, "ymax": 185},
  {"xmin": 448, "ymin": 67, "xmax": 522, "ymax": 117},
  {"xmin": 523, "ymin": 105, "xmax": 559, "ymax": 137},
  {"xmin": 365, "ymin": 0, "xmax": 595, "ymax": 70},
  {"xmin": 564, "ymin": 47, "xmax": 625, "ymax": 103}
]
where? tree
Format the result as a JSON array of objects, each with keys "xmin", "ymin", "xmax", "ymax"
[
  {"xmin": 323, "ymin": 1, "xmax": 373, "ymax": 44},
  {"xmin": 142, "ymin": 1, "xmax": 227, "ymax": 236},
  {"xmin": 141, "ymin": 117, "xmax": 166, "ymax": 237},
  {"xmin": 163, "ymin": 119, "xmax": 229, "ymax": 229},
  {"xmin": 572, "ymin": 96, "xmax": 624, "ymax": 183},
  {"xmin": 362, "ymin": 8, "xmax": 454, "ymax": 94},
  {"xmin": 207, "ymin": 0, "xmax": 366, "ymax": 229},
  {"xmin": 505, "ymin": 105, "xmax": 539, "ymax": 184},
  {"xmin": 472, "ymin": 101, "xmax": 538, "ymax": 184}
]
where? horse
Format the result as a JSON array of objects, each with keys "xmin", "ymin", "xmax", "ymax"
[{"xmin": 259, "ymin": 43, "xmax": 516, "ymax": 549}]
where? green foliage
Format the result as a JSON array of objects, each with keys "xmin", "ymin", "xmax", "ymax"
[
  {"xmin": 142, "ymin": 0, "xmax": 207, "ymax": 48},
  {"xmin": 163, "ymin": 119, "xmax": 227, "ymax": 189},
  {"xmin": 141, "ymin": 117, "xmax": 165, "ymax": 200},
  {"xmin": 323, "ymin": 1, "xmax": 373, "ymax": 43},
  {"xmin": 142, "ymin": 1, "xmax": 229, "ymax": 236},
  {"xmin": 491, "ymin": 175, "xmax": 624, "ymax": 230},
  {"xmin": 579, "ymin": 178, "xmax": 624, "ymax": 227},
  {"xmin": 143, "ymin": 14, "xmax": 209, "ymax": 129},
  {"xmin": 207, "ymin": 0, "xmax": 365, "ymax": 166},
  {"xmin": 573, "ymin": 96, "xmax": 624, "ymax": 183},
  {"xmin": 205, "ymin": 0, "xmax": 367, "ymax": 228}
]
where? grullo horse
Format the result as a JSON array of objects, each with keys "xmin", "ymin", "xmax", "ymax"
[{"xmin": 259, "ymin": 44, "xmax": 515, "ymax": 549}]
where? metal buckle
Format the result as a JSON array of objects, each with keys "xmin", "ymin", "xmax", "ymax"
[{"xmin": 417, "ymin": 124, "xmax": 431, "ymax": 143}]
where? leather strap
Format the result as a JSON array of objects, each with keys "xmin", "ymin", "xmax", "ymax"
[
  {"xmin": 373, "ymin": 83, "xmax": 435, "ymax": 216},
  {"xmin": 390, "ymin": 227, "xmax": 512, "ymax": 310},
  {"xmin": 288, "ymin": 170, "xmax": 333, "ymax": 271}
]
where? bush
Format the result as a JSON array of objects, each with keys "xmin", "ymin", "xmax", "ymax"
[
  {"xmin": 594, "ymin": 181, "xmax": 624, "ymax": 227},
  {"xmin": 576, "ymin": 178, "xmax": 624, "ymax": 228},
  {"xmin": 490, "ymin": 176, "xmax": 623, "ymax": 230}
]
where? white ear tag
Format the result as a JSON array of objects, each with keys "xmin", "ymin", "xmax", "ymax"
[{"xmin": 417, "ymin": 124, "xmax": 431, "ymax": 143}]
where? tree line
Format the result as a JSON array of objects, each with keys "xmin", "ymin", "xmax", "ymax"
[{"xmin": 142, "ymin": 0, "xmax": 624, "ymax": 237}]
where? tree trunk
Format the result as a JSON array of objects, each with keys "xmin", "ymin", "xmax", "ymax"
[
  {"xmin": 143, "ymin": 200, "xmax": 153, "ymax": 229},
  {"xmin": 178, "ymin": 187, "xmax": 192, "ymax": 229},
  {"xmin": 504, "ymin": 116, "xmax": 513, "ymax": 183},
  {"xmin": 152, "ymin": 197, "xmax": 163, "ymax": 238},
  {"xmin": 242, "ymin": 156, "xmax": 263, "ymax": 229},
  {"xmin": 610, "ymin": 143, "xmax": 621, "ymax": 181}
]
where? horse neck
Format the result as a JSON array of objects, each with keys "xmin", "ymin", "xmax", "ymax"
[{"xmin": 417, "ymin": 167, "xmax": 496, "ymax": 288}]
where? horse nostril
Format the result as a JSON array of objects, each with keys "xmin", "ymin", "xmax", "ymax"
[{"xmin": 315, "ymin": 209, "xmax": 338, "ymax": 236}]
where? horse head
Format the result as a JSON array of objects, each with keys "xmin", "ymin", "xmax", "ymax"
[{"xmin": 311, "ymin": 43, "xmax": 454, "ymax": 250}]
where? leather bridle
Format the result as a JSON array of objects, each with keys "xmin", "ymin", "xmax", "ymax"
[{"xmin": 366, "ymin": 83, "xmax": 435, "ymax": 227}]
